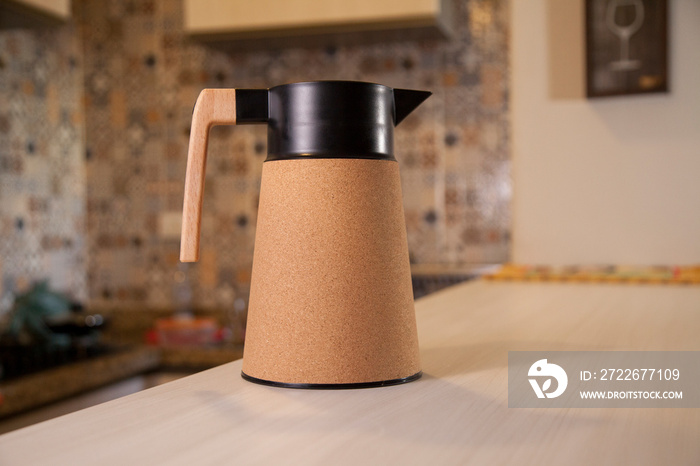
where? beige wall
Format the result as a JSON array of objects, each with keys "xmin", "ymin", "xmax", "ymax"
[{"xmin": 511, "ymin": 0, "xmax": 700, "ymax": 265}]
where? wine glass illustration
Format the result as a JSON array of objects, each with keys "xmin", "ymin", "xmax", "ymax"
[{"xmin": 605, "ymin": 0, "xmax": 645, "ymax": 71}]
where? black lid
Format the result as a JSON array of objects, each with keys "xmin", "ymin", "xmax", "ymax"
[{"xmin": 235, "ymin": 81, "xmax": 430, "ymax": 161}]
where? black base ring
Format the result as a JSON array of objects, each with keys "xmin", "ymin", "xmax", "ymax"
[{"xmin": 241, "ymin": 371, "xmax": 422, "ymax": 390}]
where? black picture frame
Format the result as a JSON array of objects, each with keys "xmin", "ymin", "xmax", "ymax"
[{"xmin": 585, "ymin": 0, "xmax": 668, "ymax": 98}]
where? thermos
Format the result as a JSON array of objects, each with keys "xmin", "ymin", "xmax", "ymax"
[{"xmin": 181, "ymin": 81, "xmax": 430, "ymax": 388}]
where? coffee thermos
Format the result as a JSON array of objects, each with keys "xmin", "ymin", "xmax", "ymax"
[{"xmin": 181, "ymin": 81, "xmax": 430, "ymax": 388}]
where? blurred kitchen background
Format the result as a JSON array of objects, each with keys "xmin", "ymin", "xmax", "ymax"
[
  {"xmin": 0, "ymin": 0, "xmax": 509, "ymax": 429},
  {"xmin": 0, "ymin": 0, "xmax": 508, "ymax": 317},
  {"xmin": 1, "ymin": 0, "xmax": 698, "ymax": 432}
]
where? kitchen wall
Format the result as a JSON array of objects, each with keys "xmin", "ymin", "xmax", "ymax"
[
  {"xmin": 0, "ymin": 24, "xmax": 87, "ymax": 313},
  {"xmin": 76, "ymin": 0, "xmax": 511, "ymax": 311},
  {"xmin": 511, "ymin": 0, "xmax": 700, "ymax": 265},
  {"xmin": 0, "ymin": 0, "xmax": 510, "ymax": 316}
]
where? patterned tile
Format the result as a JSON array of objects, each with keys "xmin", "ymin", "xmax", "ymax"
[
  {"xmin": 0, "ymin": 25, "xmax": 87, "ymax": 313},
  {"xmin": 0, "ymin": 0, "xmax": 511, "ymax": 319}
]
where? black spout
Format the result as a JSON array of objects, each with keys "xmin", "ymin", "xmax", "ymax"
[{"xmin": 393, "ymin": 89, "xmax": 432, "ymax": 125}]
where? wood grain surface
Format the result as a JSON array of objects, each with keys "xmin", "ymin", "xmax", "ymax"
[
  {"xmin": 1, "ymin": 281, "xmax": 698, "ymax": 465},
  {"xmin": 180, "ymin": 88, "xmax": 236, "ymax": 262}
]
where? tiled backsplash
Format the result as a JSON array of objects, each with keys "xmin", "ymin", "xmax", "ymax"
[
  {"xmin": 0, "ymin": 25, "xmax": 87, "ymax": 312},
  {"xmin": 1, "ymin": 0, "xmax": 510, "ymax": 314}
]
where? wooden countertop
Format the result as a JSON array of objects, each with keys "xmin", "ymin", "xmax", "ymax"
[
  {"xmin": 0, "ymin": 345, "xmax": 244, "ymax": 419},
  {"xmin": 0, "ymin": 346, "xmax": 160, "ymax": 419},
  {"xmin": 1, "ymin": 281, "xmax": 699, "ymax": 465}
]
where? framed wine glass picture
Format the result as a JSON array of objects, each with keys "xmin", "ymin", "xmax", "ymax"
[{"xmin": 585, "ymin": 0, "xmax": 668, "ymax": 97}]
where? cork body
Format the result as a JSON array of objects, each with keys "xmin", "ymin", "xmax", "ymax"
[{"xmin": 242, "ymin": 158, "xmax": 421, "ymax": 385}]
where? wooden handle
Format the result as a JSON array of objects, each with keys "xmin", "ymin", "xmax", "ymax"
[{"xmin": 181, "ymin": 89, "xmax": 237, "ymax": 262}]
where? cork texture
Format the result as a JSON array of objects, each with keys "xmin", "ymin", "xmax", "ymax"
[{"xmin": 242, "ymin": 158, "xmax": 421, "ymax": 384}]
